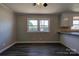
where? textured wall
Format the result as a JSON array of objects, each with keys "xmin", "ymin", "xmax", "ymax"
[
  {"xmin": 16, "ymin": 14, "xmax": 60, "ymax": 42},
  {"xmin": 0, "ymin": 4, "xmax": 16, "ymax": 51}
]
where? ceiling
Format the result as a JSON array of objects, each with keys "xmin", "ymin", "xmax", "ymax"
[{"xmin": 4, "ymin": 3, "xmax": 79, "ymax": 14}]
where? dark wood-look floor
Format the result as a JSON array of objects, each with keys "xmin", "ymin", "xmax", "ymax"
[{"xmin": 0, "ymin": 43, "xmax": 79, "ymax": 56}]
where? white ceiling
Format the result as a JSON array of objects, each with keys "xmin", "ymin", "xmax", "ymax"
[{"xmin": 4, "ymin": 3, "xmax": 79, "ymax": 14}]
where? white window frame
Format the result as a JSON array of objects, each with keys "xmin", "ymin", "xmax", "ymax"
[
  {"xmin": 27, "ymin": 18, "xmax": 50, "ymax": 32},
  {"xmin": 71, "ymin": 16, "xmax": 79, "ymax": 30}
]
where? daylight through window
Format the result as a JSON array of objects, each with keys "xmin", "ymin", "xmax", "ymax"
[
  {"xmin": 71, "ymin": 16, "xmax": 79, "ymax": 30},
  {"xmin": 27, "ymin": 18, "xmax": 49, "ymax": 32}
]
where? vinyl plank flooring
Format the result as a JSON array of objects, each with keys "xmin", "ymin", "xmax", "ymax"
[{"xmin": 0, "ymin": 43, "xmax": 79, "ymax": 56}]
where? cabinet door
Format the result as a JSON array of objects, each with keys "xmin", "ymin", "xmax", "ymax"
[{"xmin": 60, "ymin": 14, "xmax": 73, "ymax": 27}]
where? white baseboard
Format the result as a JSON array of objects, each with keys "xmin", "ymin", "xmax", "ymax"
[
  {"xmin": 60, "ymin": 42, "xmax": 79, "ymax": 54},
  {"xmin": 0, "ymin": 42, "xmax": 16, "ymax": 53},
  {"xmin": 16, "ymin": 41, "xmax": 60, "ymax": 43}
]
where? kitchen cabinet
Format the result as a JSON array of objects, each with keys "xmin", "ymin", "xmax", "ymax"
[
  {"xmin": 60, "ymin": 13, "xmax": 73, "ymax": 27},
  {"xmin": 60, "ymin": 32, "xmax": 79, "ymax": 54}
]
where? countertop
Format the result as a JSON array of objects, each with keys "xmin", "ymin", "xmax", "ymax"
[{"xmin": 58, "ymin": 32, "xmax": 79, "ymax": 36}]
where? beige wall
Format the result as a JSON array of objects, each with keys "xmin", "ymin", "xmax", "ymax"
[
  {"xmin": 16, "ymin": 14, "xmax": 60, "ymax": 43},
  {"xmin": 0, "ymin": 4, "xmax": 16, "ymax": 51}
]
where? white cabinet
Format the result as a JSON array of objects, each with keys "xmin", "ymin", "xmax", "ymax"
[
  {"xmin": 60, "ymin": 13, "xmax": 73, "ymax": 27},
  {"xmin": 60, "ymin": 33, "xmax": 79, "ymax": 54}
]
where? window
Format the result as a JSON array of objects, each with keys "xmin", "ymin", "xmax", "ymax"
[
  {"xmin": 71, "ymin": 16, "xmax": 79, "ymax": 30},
  {"xmin": 27, "ymin": 18, "xmax": 49, "ymax": 32},
  {"xmin": 40, "ymin": 20, "xmax": 49, "ymax": 32},
  {"xmin": 27, "ymin": 20, "xmax": 38, "ymax": 32}
]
